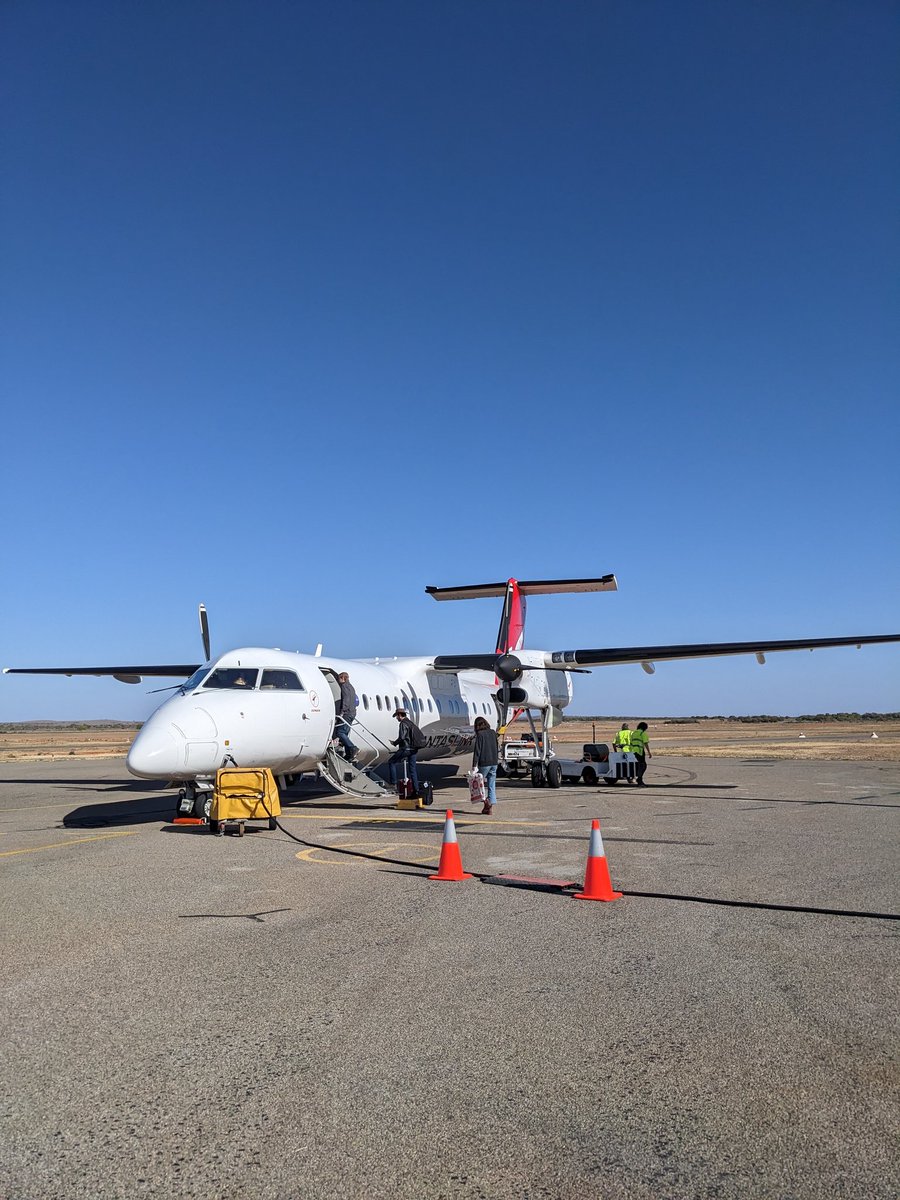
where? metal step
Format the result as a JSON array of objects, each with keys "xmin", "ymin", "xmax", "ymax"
[{"xmin": 320, "ymin": 745, "xmax": 393, "ymax": 800}]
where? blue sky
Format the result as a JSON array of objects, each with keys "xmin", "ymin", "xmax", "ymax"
[{"xmin": 2, "ymin": 0, "xmax": 898, "ymax": 721}]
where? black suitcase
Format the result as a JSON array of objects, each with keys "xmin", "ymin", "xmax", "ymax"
[{"xmin": 418, "ymin": 780, "xmax": 434, "ymax": 806}]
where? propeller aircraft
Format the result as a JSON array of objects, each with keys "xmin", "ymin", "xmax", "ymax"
[{"xmin": 5, "ymin": 575, "xmax": 899, "ymax": 816}]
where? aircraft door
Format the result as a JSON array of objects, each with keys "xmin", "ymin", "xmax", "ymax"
[
  {"xmin": 255, "ymin": 667, "xmax": 332, "ymax": 767},
  {"xmin": 301, "ymin": 670, "xmax": 335, "ymax": 758}
]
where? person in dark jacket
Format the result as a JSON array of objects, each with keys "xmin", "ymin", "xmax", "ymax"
[
  {"xmin": 388, "ymin": 708, "xmax": 421, "ymax": 791},
  {"xmin": 333, "ymin": 672, "xmax": 358, "ymax": 763},
  {"xmin": 472, "ymin": 716, "xmax": 500, "ymax": 815}
]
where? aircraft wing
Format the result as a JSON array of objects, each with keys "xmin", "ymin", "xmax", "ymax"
[
  {"xmin": 545, "ymin": 633, "xmax": 900, "ymax": 669},
  {"xmin": 3, "ymin": 664, "xmax": 201, "ymax": 685}
]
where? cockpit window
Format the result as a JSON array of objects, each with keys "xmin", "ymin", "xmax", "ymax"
[
  {"xmin": 260, "ymin": 669, "xmax": 304, "ymax": 691},
  {"xmin": 203, "ymin": 668, "xmax": 259, "ymax": 690},
  {"xmin": 180, "ymin": 666, "xmax": 210, "ymax": 693}
]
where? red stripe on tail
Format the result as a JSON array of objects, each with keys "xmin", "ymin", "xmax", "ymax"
[{"xmin": 495, "ymin": 579, "xmax": 527, "ymax": 653}]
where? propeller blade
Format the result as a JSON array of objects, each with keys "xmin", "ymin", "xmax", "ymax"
[{"xmin": 199, "ymin": 604, "xmax": 211, "ymax": 662}]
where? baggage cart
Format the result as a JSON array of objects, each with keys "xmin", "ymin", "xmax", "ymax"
[{"xmin": 210, "ymin": 767, "xmax": 281, "ymax": 835}]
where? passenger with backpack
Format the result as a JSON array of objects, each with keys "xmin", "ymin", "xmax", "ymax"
[{"xmin": 388, "ymin": 707, "xmax": 426, "ymax": 793}]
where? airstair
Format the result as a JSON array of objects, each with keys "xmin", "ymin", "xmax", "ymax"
[{"xmin": 320, "ymin": 743, "xmax": 393, "ymax": 800}]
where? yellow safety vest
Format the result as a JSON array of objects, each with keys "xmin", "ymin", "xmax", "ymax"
[
  {"xmin": 614, "ymin": 728, "xmax": 632, "ymax": 751},
  {"xmin": 631, "ymin": 729, "xmax": 648, "ymax": 754}
]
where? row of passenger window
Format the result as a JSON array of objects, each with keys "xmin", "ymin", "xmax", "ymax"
[
  {"xmin": 358, "ymin": 692, "xmax": 492, "ymax": 718},
  {"xmin": 194, "ymin": 668, "xmax": 495, "ymax": 720}
]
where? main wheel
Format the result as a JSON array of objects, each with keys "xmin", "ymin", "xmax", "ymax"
[
  {"xmin": 530, "ymin": 762, "xmax": 545, "ymax": 788},
  {"xmin": 546, "ymin": 760, "xmax": 563, "ymax": 789}
]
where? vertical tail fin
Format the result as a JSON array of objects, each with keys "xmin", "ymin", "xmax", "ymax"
[
  {"xmin": 426, "ymin": 575, "xmax": 617, "ymax": 655},
  {"xmin": 496, "ymin": 579, "xmax": 526, "ymax": 653}
]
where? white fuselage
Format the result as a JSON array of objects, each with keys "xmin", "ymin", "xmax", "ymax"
[{"xmin": 125, "ymin": 649, "xmax": 508, "ymax": 781}]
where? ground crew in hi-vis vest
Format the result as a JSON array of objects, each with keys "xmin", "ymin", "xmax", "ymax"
[
  {"xmin": 613, "ymin": 723, "xmax": 632, "ymax": 751},
  {"xmin": 631, "ymin": 721, "xmax": 650, "ymax": 786}
]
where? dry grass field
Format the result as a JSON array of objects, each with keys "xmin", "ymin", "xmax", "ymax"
[
  {"xmin": 1, "ymin": 718, "xmax": 898, "ymax": 763},
  {"xmin": 0, "ymin": 725, "xmax": 139, "ymax": 763},
  {"xmin": 553, "ymin": 717, "xmax": 900, "ymax": 761}
]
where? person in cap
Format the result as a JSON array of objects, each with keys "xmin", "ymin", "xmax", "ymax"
[{"xmin": 388, "ymin": 708, "xmax": 421, "ymax": 792}]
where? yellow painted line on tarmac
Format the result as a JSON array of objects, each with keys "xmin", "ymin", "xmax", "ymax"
[
  {"xmin": 0, "ymin": 831, "xmax": 136, "ymax": 857},
  {"xmin": 295, "ymin": 840, "xmax": 439, "ymax": 867},
  {"xmin": 278, "ymin": 812, "xmax": 552, "ymax": 828},
  {"xmin": 0, "ymin": 801, "xmax": 93, "ymax": 812}
]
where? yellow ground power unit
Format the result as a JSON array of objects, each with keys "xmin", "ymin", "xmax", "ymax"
[{"xmin": 211, "ymin": 767, "xmax": 281, "ymax": 836}]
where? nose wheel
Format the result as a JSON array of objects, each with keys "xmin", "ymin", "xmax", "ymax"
[{"xmin": 175, "ymin": 783, "xmax": 214, "ymax": 821}]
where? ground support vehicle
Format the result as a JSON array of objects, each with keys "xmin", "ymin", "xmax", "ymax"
[
  {"xmin": 549, "ymin": 744, "xmax": 637, "ymax": 786},
  {"xmin": 505, "ymin": 740, "xmax": 638, "ymax": 788}
]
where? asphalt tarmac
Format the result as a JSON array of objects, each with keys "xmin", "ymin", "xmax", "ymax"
[{"xmin": 1, "ymin": 755, "xmax": 898, "ymax": 1200}]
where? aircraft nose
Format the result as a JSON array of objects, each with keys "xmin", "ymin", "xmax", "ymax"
[{"xmin": 126, "ymin": 722, "xmax": 184, "ymax": 778}]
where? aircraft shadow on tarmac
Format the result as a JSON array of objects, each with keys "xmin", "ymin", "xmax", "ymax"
[
  {"xmin": 0, "ymin": 777, "xmax": 153, "ymax": 789},
  {"xmin": 54, "ymin": 764, "xmax": 460, "ymax": 828},
  {"xmin": 62, "ymin": 792, "xmax": 178, "ymax": 828}
]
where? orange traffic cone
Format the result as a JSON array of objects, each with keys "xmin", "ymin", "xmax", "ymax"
[
  {"xmin": 428, "ymin": 809, "xmax": 473, "ymax": 882},
  {"xmin": 573, "ymin": 819, "xmax": 622, "ymax": 902}
]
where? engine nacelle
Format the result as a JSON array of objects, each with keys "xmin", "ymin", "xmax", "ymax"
[
  {"xmin": 495, "ymin": 653, "xmax": 524, "ymax": 683},
  {"xmin": 494, "ymin": 652, "xmax": 573, "ymax": 711}
]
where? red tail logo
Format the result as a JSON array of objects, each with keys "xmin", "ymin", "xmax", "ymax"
[{"xmin": 496, "ymin": 579, "xmax": 527, "ymax": 653}]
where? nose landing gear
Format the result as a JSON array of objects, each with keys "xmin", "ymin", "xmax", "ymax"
[{"xmin": 175, "ymin": 780, "xmax": 214, "ymax": 821}]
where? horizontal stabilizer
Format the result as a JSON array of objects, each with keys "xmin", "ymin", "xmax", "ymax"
[{"xmin": 427, "ymin": 575, "xmax": 617, "ymax": 602}]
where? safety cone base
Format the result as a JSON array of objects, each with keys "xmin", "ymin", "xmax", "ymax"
[
  {"xmin": 573, "ymin": 858, "xmax": 622, "ymax": 901},
  {"xmin": 572, "ymin": 887, "xmax": 622, "ymax": 902}
]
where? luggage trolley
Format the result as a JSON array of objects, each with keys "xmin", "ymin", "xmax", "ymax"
[{"xmin": 210, "ymin": 767, "xmax": 281, "ymax": 836}]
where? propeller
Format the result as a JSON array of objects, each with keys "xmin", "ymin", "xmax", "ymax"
[
  {"xmin": 199, "ymin": 603, "xmax": 211, "ymax": 662},
  {"xmin": 150, "ymin": 603, "xmax": 210, "ymax": 693}
]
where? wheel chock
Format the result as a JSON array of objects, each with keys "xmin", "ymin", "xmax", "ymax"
[{"xmin": 396, "ymin": 795, "xmax": 424, "ymax": 810}]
